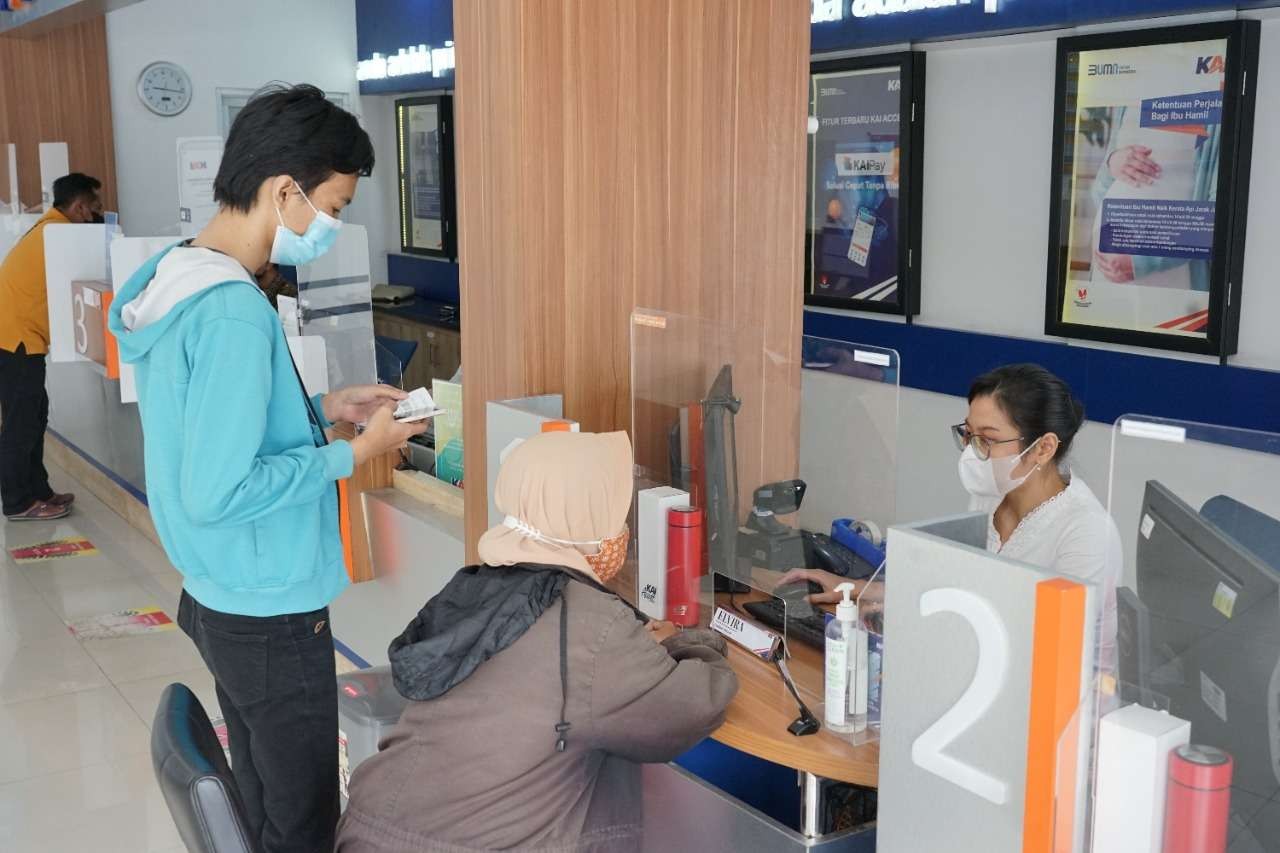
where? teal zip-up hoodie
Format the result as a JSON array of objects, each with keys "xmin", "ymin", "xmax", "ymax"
[{"xmin": 108, "ymin": 244, "xmax": 353, "ymax": 616}]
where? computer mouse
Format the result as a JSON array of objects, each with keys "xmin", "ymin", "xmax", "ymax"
[{"xmin": 802, "ymin": 530, "xmax": 869, "ymax": 578}]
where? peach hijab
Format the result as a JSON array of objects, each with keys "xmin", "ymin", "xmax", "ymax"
[{"xmin": 476, "ymin": 430, "xmax": 632, "ymax": 581}]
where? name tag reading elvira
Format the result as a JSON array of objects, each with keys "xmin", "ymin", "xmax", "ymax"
[{"xmin": 711, "ymin": 606, "xmax": 782, "ymax": 660}]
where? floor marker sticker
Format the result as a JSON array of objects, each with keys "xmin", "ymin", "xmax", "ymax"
[
  {"xmin": 67, "ymin": 607, "xmax": 175, "ymax": 639},
  {"xmin": 9, "ymin": 537, "xmax": 98, "ymax": 563}
]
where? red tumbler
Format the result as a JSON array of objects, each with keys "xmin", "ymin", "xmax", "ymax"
[
  {"xmin": 665, "ymin": 506, "xmax": 703, "ymax": 627},
  {"xmin": 1162, "ymin": 744, "xmax": 1233, "ymax": 853}
]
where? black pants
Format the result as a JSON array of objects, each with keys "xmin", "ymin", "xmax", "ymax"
[
  {"xmin": 177, "ymin": 591, "xmax": 340, "ymax": 853},
  {"xmin": 0, "ymin": 344, "xmax": 53, "ymax": 516}
]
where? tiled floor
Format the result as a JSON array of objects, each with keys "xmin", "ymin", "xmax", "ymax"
[{"xmin": 0, "ymin": 462, "xmax": 205, "ymax": 852}]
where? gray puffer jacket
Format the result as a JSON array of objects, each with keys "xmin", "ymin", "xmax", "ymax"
[{"xmin": 335, "ymin": 564, "xmax": 739, "ymax": 853}]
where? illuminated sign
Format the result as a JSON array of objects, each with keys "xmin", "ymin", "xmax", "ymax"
[
  {"xmin": 357, "ymin": 41, "xmax": 455, "ymax": 82},
  {"xmin": 812, "ymin": 0, "xmax": 843, "ymax": 22},
  {"xmin": 811, "ymin": 0, "xmax": 998, "ymax": 23}
]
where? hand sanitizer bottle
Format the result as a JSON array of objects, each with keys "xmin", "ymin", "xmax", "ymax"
[{"xmin": 824, "ymin": 582, "xmax": 859, "ymax": 733}]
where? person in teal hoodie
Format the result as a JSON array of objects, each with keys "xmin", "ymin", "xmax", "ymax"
[{"xmin": 108, "ymin": 85, "xmax": 425, "ymax": 853}]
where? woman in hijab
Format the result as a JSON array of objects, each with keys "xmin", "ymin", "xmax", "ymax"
[{"xmin": 336, "ymin": 430, "xmax": 739, "ymax": 853}]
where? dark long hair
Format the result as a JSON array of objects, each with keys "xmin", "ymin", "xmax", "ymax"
[{"xmin": 968, "ymin": 364, "xmax": 1086, "ymax": 461}]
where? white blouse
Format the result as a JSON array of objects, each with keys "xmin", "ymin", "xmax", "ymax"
[{"xmin": 971, "ymin": 472, "xmax": 1122, "ymax": 673}]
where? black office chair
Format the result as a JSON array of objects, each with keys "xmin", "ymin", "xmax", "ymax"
[{"xmin": 151, "ymin": 683, "xmax": 262, "ymax": 853}]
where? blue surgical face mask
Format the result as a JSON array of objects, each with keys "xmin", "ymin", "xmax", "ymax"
[{"xmin": 269, "ymin": 181, "xmax": 342, "ymax": 266}]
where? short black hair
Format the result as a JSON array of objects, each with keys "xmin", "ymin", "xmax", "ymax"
[
  {"xmin": 213, "ymin": 83, "xmax": 374, "ymax": 212},
  {"xmin": 968, "ymin": 364, "xmax": 1086, "ymax": 461},
  {"xmin": 52, "ymin": 173, "xmax": 101, "ymax": 210}
]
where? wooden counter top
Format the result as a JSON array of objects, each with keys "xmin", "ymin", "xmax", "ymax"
[
  {"xmin": 715, "ymin": 641, "xmax": 880, "ymax": 786},
  {"xmin": 612, "ymin": 564, "xmax": 880, "ymax": 788}
]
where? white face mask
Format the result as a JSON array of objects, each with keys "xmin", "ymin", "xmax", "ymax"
[{"xmin": 957, "ymin": 438, "xmax": 1041, "ymax": 499}]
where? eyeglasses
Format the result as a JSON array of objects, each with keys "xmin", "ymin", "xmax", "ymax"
[{"xmin": 950, "ymin": 423, "xmax": 1024, "ymax": 461}]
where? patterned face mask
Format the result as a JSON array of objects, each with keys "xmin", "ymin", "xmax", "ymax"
[
  {"xmin": 501, "ymin": 517, "xmax": 630, "ymax": 582},
  {"xmin": 584, "ymin": 526, "xmax": 630, "ymax": 584}
]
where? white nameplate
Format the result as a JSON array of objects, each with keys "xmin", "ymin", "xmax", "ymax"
[{"xmin": 711, "ymin": 606, "xmax": 782, "ymax": 660}]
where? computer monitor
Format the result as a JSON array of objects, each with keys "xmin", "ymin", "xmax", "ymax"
[
  {"xmin": 702, "ymin": 365, "xmax": 740, "ymax": 579},
  {"xmin": 1130, "ymin": 480, "xmax": 1280, "ymax": 827}
]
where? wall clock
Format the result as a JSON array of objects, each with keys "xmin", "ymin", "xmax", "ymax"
[{"xmin": 137, "ymin": 61, "xmax": 193, "ymax": 117}]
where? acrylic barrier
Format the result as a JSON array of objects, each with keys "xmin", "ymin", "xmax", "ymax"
[
  {"xmin": 44, "ymin": 223, "xmax": 110, "ymax": 365},
  {"xmin": 0, "ymin": 211, "xmax": 39, "ymax": 260},
  {"xmin": 799, "ymin": 336, "xmax": 900, "ymax": 535},
  {"xmin": 375, "ymin": 339, "xmax": 404, "ymax": 390},
  {"xmin": 1078, "ymin": 416, "xmax": 1280, "ymax": 853},
  {"xmin": 34, "ymin": 224, "xmax": 145, "ymax": 495},
  {"xmin": 484, "ymin": 395, "xmax": 568, "ymax": 529},
  {"xmin": 296, "ymin": 224, "xmax": 377, "ymax": 391},
  {"xmin": 628, "ymin": 308, "xmax": 897, "ymax": 763},
  {"xmin": 630, "ymin": 310, "xmax": 898, "ymax": 589},
  {"xmin": 44, "ymin": 228, "xmax": 382, "ymax": 501}
]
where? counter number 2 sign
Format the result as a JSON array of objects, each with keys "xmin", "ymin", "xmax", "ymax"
[{"xmin": 910, "ymin": 587, "xmax": 1011, "ymax": 805}]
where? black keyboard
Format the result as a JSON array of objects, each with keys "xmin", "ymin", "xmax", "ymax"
[{"xmin": 742, "ymin": 600, "xmax": 828, "ymax": 651}]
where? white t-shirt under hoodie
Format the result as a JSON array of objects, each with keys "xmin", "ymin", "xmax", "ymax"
[{"xmin": 970, "ymin": 471, "xmax": 1122, "ymax": 674}]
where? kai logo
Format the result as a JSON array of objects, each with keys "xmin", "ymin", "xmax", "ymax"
[
  {"xmin": 888, "ymin": 79, "xmax": 901, "ymax": 92},
  {"xmin": 1196, "ymin": 55, "xmax": 1226, "ymax": 75},
  {"xmin": 1074, "ymin": 287, "xmax": 1092, "ymax": 309},
  {"xmin": 641, "ymin": 584, "xmax": 658, "ymax": 604}
]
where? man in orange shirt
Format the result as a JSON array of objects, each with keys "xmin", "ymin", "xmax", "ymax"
[{"xmin": 0, "ymin": 173, "xmax": 102, "ymax": 521}]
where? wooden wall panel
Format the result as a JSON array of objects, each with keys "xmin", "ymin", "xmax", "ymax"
[
  {"xmin": 457, "ymin": 0, "xmax": 809, "ymax": 556},
  {"xmin": 0, "ymin": 16, "xmax": 118, "ymax": 212},
  {"xmin": 733, "ymin": 1, "xmax": 810, "ymax": 491}
]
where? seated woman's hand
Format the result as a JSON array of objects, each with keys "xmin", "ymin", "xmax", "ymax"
[
  {"xmin": 773, "ymin": 568, "xmax": 885, "ymax": 606},
  {"xmin": 773, "ymin": 568, "xmax": 845, "ymax": 604},
  {"xmin": 644, "ymin": 620, "xmax": 680, "ymax": 643}
]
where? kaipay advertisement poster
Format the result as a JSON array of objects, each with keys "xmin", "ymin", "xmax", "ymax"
[
  {"xmin": 1058, "ymin": 38, "xmax": 1228, "ymax": 340},
  {"xmin": 808, "ymin": 65, "xmax": 903, "ymax": 309}
]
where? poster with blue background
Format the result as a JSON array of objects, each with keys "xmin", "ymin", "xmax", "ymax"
[{"xmin": 808, "ymin": 65, "xmax": 904, "ymax": 307}]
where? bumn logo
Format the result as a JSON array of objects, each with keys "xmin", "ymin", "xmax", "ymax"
[
  {"xmin": 1196, "ymin": 55, "xmax": 1226, "ymax": 74},
  {"xmin": 1088, "ymin": 62, "xmax": 1137, "ymax": 77}
]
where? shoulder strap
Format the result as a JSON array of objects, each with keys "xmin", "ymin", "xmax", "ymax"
[{"xmin": 554, "ymin": 594, "xmax": 571, "ymax": 752}]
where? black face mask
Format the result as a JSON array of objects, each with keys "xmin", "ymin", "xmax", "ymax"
[{"xmin": 91, "ymin": 212, "xmax": 105, "ymax": 224}]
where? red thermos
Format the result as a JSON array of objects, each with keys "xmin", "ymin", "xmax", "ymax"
[
  {"xmin": 666, "ymin": 506, "xmax": 703, "ymax": 627},
  {"xmin": 1162, "ymin": 744, "xmax": 1234, "ymax": 853}
]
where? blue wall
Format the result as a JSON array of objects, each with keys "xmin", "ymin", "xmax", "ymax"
[
  {"xmin": 812, "ymin": 0, "xmax": 1280, "ymax": 53},
  {"xmin": 804, "ymin": 311, "xmax": 1280, "ymax": 436},
  {"xmin": 354, "ymin": 0, "xmax": 1280, "ymax": 77},
  {"xmin": 387, "ymin": 253, "xmax": 459, "ymax": 304}
]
